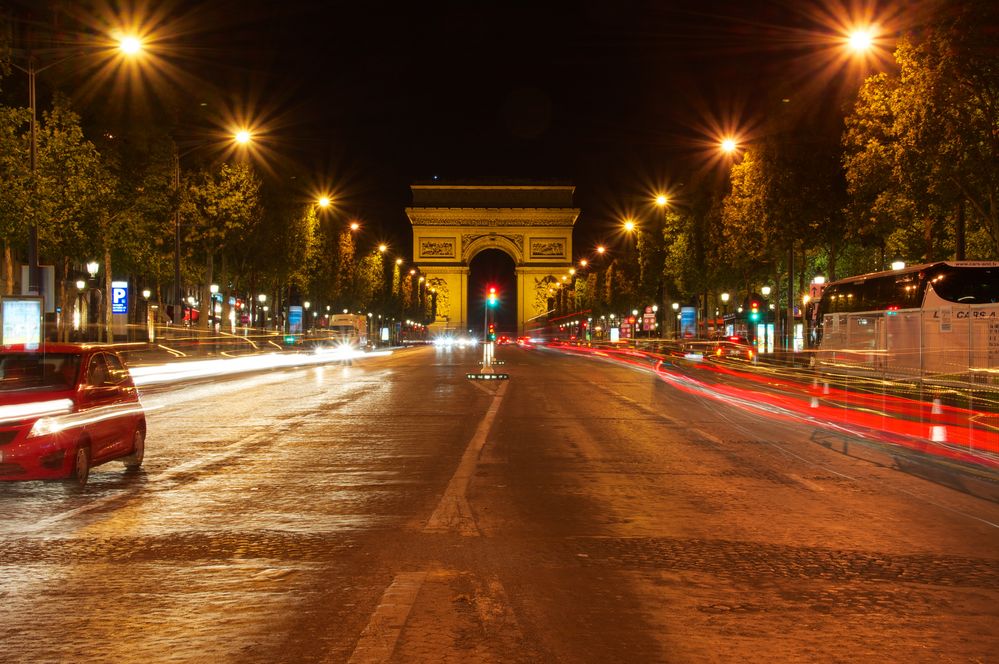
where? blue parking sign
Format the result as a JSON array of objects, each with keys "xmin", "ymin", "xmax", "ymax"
[{"xmin": 111, "ymin": 281, "xmax": 129, "ymax": 314}]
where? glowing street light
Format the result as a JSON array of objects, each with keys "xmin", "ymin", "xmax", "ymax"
[
  {"xmin": 623, "ymin": 219, "xmax": 636, "ymax": 233},
  {"xmin": 579, "ymin": 259, "xmax": 588, "ymax": 267},
  {"xmin": 847, "ymin": 29, "xmax": 874, "ymax": 53},
  {"xmin": 596, "ymin": 246, "xmax": 606, "ymax": 255},
  {"xmin": 234, "ymin": 129, "xmax": 252, "ymax": 144},
  {"xmin": 317, "ymin": 196, "xmax": 331, "ymax": 208},
  {"xmin": 350, "ymin": 221, "xmax": 360, "ymax": 231},
  {"xmin": 118, "ymin": 35, "xmax": 143, "ymax": 55},
  {"xmin": 378, "ymin": 244, "xmax": 387, "ymax": 253},
  {"xmin": 655, "ymin": 194, "xmax": 668, "ymax": 207},
  {"xmin": 396, "ymin": 258, "xmax": 403, "ymax": 266},
  {"xmin": 721, "ymin": 138, "xmax": 738, "ymax": 154}
]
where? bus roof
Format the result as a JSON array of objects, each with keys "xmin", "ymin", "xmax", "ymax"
[{"xmin": 823, "ymin": 261, "xmax": 999, "ymax": 286}]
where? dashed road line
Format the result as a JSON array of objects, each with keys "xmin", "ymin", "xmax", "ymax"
[
  {"xmin": 345, "ymin": 571, "xmax": 428, "ymax": 664},
  {"xmin": 425, "ymin": 382, "xmax": 507, "ymax": 535}
]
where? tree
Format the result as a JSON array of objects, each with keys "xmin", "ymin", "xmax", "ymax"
[
  {"xmin": 31, "ymin": 96, "xmax": 110, "ymax": 339},
  {"xmin": 720, "ymin": 151, "xmax": 776, "ymax": 292},
  {"xmin": 183, "ymin": 161, "xmax": 261, "ymax": 327},
  {"xmin": 843, "ymin": 0, "xmax": 999, "ymax": 259},
  {"xmin": 356, "ymin": 251, "xmax": 385, "ymax": 311},
  {"xmin": 332, "ymin": 225, "xmax": 357, "ymax": 308},
  {"xmin": 0, "ymin": 105, "xmax": 30, "ymax": 294}
]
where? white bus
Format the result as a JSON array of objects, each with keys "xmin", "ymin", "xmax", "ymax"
[{"xmin": 813, "ymin": 261, "xmax": 999, "ymax": 379}]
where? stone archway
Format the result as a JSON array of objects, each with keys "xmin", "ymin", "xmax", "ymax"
[{"xmin": 406, "ymin": 184, "xmax": 579, "ymax": 336}]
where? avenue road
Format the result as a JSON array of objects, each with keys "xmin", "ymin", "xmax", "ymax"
[{"xmin": 1, "ymin": 343, "xmax": 997, "ymax": 663}]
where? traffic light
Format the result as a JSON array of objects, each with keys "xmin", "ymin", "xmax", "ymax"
[
  {"xmin": 748, "ymin": 299, "xmax": 761, "ymax": 323},
  {"xmin": 488, "ymin": 323, "xmax": 496, "ymax": 341},
  {"xmin": 487, "ymin": 286, "xmax": 498, "ymax": 307}
]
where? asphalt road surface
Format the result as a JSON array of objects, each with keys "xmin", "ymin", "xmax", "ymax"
[{"xmin": 1, "ymin": 344, "xmax": 997, "ymax": 663}]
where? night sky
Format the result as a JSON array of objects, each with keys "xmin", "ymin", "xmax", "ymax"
[{"xmin": 13, "ymin": 0, "xmax": 912, "ymax": 255}]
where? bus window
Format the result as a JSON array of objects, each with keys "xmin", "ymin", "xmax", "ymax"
[{"xmin": 928, "ymin": 267, "xmax": 999, "ymax": 304}]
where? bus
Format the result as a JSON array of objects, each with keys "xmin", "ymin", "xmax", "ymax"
[{"xmin": 813, "ymin": 261, "xmax": 999, "ymax": 379}]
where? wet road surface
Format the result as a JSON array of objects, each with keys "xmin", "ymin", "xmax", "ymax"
[{"xmin": 1, "ymin": 344, "xmax": 997, "ymax": 662}]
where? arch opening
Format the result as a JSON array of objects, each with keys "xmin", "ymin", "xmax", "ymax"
[{"xmin": 468, "ymin": 249, "xmax": 517, "ymax": 338}]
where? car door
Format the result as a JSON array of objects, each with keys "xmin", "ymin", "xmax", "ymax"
[
  {"xmin": 102, "ymin": 352, "xmax": 137, "ymax": 457},
  {"xmin": 81, "ymin": 353, "xmax": 118, "ymax": 462}
]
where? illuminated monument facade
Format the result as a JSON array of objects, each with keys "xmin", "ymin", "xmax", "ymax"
[{"xmin": 406, "ymin": 184, "xmax": 579, "ymax": 336}]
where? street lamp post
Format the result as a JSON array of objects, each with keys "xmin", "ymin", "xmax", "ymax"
[
  {"xmin": 142, "ymin": 289, "xmax": 153, "ymax": 342},
  {"xmin": 10, "ymin": 35, "xmax": 142, "ymax": 300}
]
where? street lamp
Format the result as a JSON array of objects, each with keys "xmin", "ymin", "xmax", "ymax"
[
  {"xmin": 11, "ymin": 33, "xmax": 143, "ymax": 298},
  {"xmin": 257, "ymin": 293, "xmax": 267, "ymax": 330},
  {"xmin": 141, "ymin": 289, "xmax": 153, "ymax": 341},
  {"xmin": 847, "ymin": 29, "xmax": 874, "ymax": 53}
]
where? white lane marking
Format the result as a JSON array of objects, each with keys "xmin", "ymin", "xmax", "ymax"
[
  {"xmin": 345, "ymin": 571, "xmax": 428, "ymax": 664},
  {"xmin": 425, "ymin": 382, "xmax": 508, "ymax": 535}
]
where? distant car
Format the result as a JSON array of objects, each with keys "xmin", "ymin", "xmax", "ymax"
[
  {"xmin": 710, "ymin": 336, "xmax": 755, "ymax": 360},
  {"xmin": 0, "ymin": 344, "xmax": 146, "ymax": 487},
  {"xmin": 497, "ymin": 335, "xmax": 511, "ymax": 345}
]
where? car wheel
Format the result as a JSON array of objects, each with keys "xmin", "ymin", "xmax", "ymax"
[
  {"xmin": 123, "ymin": 427, "xmax": 145, "ymax": 470},
  {"xmin": 71, "ymin": 445, "xmax": 90, "ymax": 487}
]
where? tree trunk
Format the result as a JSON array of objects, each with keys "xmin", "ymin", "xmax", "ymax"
[
  {"xmin": 58, "ymin": 256, "xmax": 70, "ymax": 342},
  {"xmin": 956, "ymin": 200, "xmax": 966, "ymax": 261},
  {"xmin": 923, "ymin": 216, "xmax": 933, "ymax": 263},
  {"xmin": 203, "ymin": 247, "xmax": 214, "ymax": 330},
  {"xmin": 3, "ymin": 243, "xmax": 12, "ymax": 295},
  {"xmin": 103, "ymin": 247, "xmax": 114, "ymax": 343}
]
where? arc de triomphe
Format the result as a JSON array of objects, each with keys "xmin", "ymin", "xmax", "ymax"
[{"xmin": 406, "ymin": 184, "xmax": 579, "ymax": 336}]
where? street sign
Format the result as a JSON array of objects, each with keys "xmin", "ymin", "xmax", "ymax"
[{"xmin": 111, "ymin": 281, "xmax": 129, "ymax": 314}]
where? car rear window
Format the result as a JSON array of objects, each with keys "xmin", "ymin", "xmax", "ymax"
[{"xmin": 0, "ymin": 353, "xmax": 82, "ymax": 392}]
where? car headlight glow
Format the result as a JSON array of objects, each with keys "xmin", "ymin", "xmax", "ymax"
[{"xmin": 28, "ymin": 416, "xmax": 67, "ymax": 438}]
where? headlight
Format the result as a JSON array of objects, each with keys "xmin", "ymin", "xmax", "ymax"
[{"xmin": 28, "ymin": 416, "xmax": 66, "ymax": 438}]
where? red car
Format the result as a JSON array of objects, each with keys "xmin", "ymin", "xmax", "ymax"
[{"xmin": 0, "ymin": 344, "xmax": 146, "ymax": 487}]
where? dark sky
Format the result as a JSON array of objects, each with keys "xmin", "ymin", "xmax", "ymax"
[{"xmin": 12, "ymin": 0, "xmax": 914, "ymax": 255}]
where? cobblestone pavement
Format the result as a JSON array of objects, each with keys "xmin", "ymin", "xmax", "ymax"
[{"xmin": 0, "ymin": 345, "xmax": 996, "ymax": 663}]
